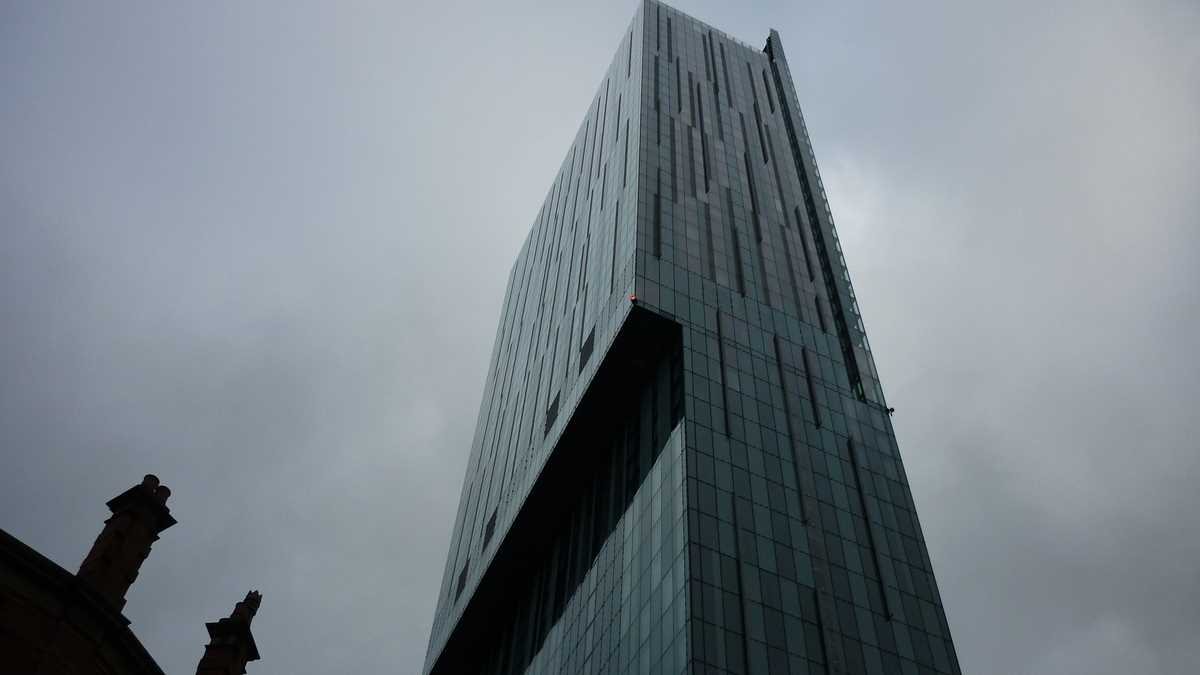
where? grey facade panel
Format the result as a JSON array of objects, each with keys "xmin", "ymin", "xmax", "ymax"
[{"xmin": 426, "ymin": 3, "xmax": 959, "ymax": 674}]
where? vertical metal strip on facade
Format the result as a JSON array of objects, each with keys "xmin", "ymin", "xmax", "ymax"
[
  {"xmin": 847, "ymin": 437, "xmax": 895, "ymax": 620},
  {"xmin": 771, "ymin": 334, "xmax": 809, "ymax": 525}
]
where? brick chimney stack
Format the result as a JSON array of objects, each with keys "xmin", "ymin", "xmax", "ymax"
[
  {"xmin": 76, "ymin": 474, "xmax": 177, "ymax": 611},
  {"xmin": 196, "ymin": 591, "xmax": 263, "ymax": 675}
]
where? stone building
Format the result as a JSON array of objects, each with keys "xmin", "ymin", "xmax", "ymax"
[{"xmin": 0, "ymin": 474, "xmax": 263, "ymax": 674}]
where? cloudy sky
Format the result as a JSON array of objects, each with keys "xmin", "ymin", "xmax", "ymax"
[{"xmin": 2, "ymin": 1, "xmax": 1197, "ymax": 673}]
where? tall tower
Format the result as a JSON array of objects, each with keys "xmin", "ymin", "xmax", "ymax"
[{"xmin": 424, "ymin": 3, "xmax": 960, "ymax": 674}]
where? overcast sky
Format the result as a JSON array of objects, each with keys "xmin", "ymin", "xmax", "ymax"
[{"xmin": 2, "ymin": 1, "xmax": 1198, "ymax": 673}]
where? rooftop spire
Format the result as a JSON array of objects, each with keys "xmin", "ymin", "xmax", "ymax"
[{"xmin": 196, "ymin": 591, "xmax": 263, "ymax": 675}]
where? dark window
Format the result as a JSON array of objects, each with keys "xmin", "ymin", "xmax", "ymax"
[
  {"xmin": 483, "ymin": 509, "xmax": 498, "ymax": 550},
  {"xmin": 580, "ymin": 328, "xmax": 595, "ymax": 371},
  {"xmin": 667, "ymin": 16, "xmax": 673, "ymax": 59},
  {"xmin": 609, "ymin": 203, "xmax": 620, "ymax": 292},
  {"xmin": 802, "ymin": 347, "xmax": 822, "ymax": 427},
  {"xmin": 544, "ymin": 394, "xmax": 560, "ymax": 436},
  {"xmin": 455, "ymin": 559, "xmax": 470, "ymax": 601},
  {"xmin": 675, "ymin": 58, "xmax": 682, "ymax": 114},
  {"xmin": 761, "ymin": 69, "xmax": 776, "ymax": 113},
  {"xmin": 719, "ymin": 42, "xmax": 733, "ymax": 106},
  {"xmin": 622, "ymin": 119, "xmax": 630, "ymax": 187},
  {"xmin": 626, "ymin": 31, "xmax": 633, "ymax": 78},
  {"xmin": 653, "ymin": 174, "xmax": 663, "ymax": 257}
]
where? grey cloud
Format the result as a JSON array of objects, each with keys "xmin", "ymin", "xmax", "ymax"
[{"xmin": 2, "ymin": 1, "xmax": 1197, "ymax": 673}]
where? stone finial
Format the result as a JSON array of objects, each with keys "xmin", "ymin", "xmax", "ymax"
[
  {"xmin": 231, "ymin": 591, "xmax": 262, "ymax": 624},
  {"xmin": 196, "ymin": 591, "xmax": 264, "ymax": 674}
]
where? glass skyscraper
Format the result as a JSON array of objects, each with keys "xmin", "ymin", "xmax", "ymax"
[{"xmin": 424, "ymin": 2, "xmax": 960, "ymax": 674}]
